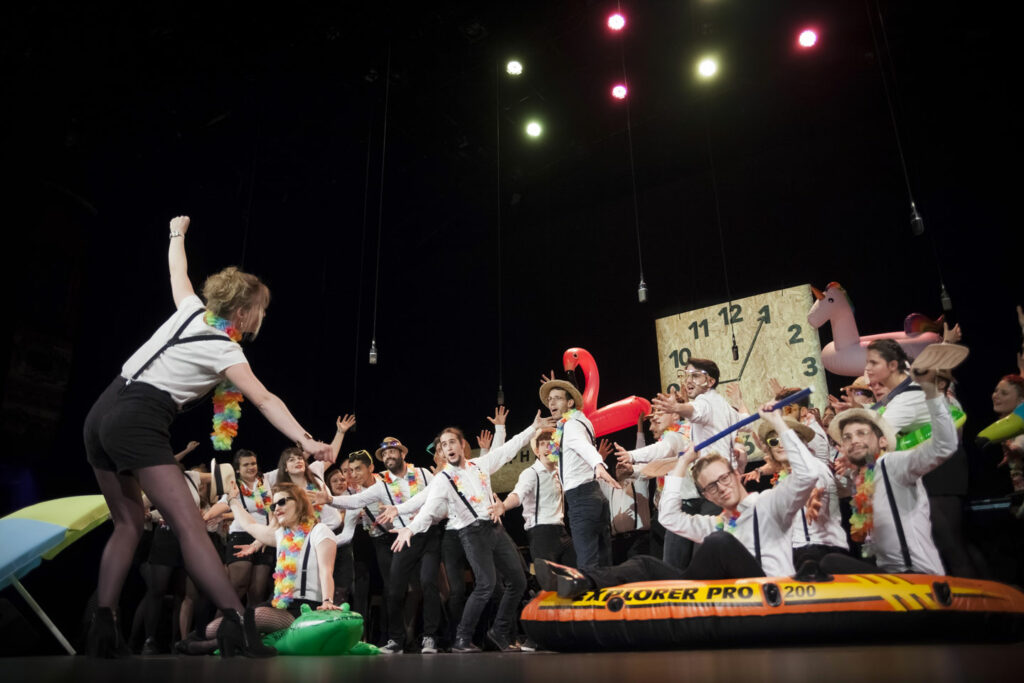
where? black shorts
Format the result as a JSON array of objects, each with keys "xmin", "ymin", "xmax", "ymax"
[
  {"xmin": 148, "ymin": 525, "xmax": 184, "ymax": 568},
  {"xmin": 84, "ymin": 376, "xmax": 179, "ymax": 473},
  {"xmin": 225, "ymin": 531, "xmax": 276, "ymax": 567}
]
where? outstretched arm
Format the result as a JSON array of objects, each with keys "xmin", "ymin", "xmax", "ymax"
[
  {"xmin": 168, "ymin": 216, "xmax": 195, "ymax": 308},
  {"xmin": 223, "ymin": 362, "xmax": 333, "ymax": 463},
  {"xmin": 330, "ymin": 414, "xmax": 356, "ymax": 460}
]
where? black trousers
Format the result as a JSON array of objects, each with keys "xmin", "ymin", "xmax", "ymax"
[
  {"xmin": 565, "ymin": 480, "xmax": 612, "ymax": 570},
  {"xmin": 662, "ymin": 497, "xmax": 721, "ymax": 570},
  {"xmin": 442, "ymin": 526, "xmax": 468, "ymax": 644},
  {"xmin": 332, "ymin": 543, "xmax": 354, "ymax": 604},
  {"xmin": 457, "ymin": 521, "xmax": 526, "ymax": 642},
  {"xmin": 388, "ymin": 525, "xmax": 442, "ymax": 646},
  {"xmin": 793, "ymin": 544, "xmax": 849, "ymax": 569},
  {"xmin": 371, "ymin": 533, "xmax": 395, "ymax": 642},
  {"xmin": 585, "ymin": 532, "xmax": 765, "ymax": 587},
  {"xmin": 527, "ymin": 524, "xmax": 577, "ymax": 566}
]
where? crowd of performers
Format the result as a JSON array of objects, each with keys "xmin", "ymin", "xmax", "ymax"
[{"xmin": 82, "ymin": 217, "xmax": 1024, "ymax": 657}]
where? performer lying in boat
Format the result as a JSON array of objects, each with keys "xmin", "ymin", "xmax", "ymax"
[{"xmin": 536, "ymin": 403, "xmax": 817, "ymax": 598}]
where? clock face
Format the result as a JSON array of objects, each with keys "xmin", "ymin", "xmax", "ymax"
[{"xmin": 655, "ymin": 284, "xmax": 829, "ymax": 462}]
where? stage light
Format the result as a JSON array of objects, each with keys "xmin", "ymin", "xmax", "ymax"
[
  {"xmin": 798, "ymin": 29, "xmax": 818, "ymax": 48},
  {"xmin": 506, "ymin": 60, "xmax": 523, "ymax": 76},
  {"xmin": 526, "ymin": 121, "xmax": 542, "ymax": 137},
  {"xmin": 697, "ymin": 57, "xmax": 718, "ymax": 79},
  {"xmin": 608, "ymin": 13, "xmax": 626, "ymax": 31},
  {"xmin": 611, "ymin": 84, "xmax": 627, "ymax": 99}
]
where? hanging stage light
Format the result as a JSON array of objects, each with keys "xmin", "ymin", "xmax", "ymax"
[
  {"xmin": 697, "ymin": 57, "xmax": 718, "ymax": 79},
  {"xmin": 608, "ymin": 13, "xmax": 626, "ymax": 31},
  {"xmin": 525, "ymin": 121, "xmax": 542, "ymax": 137},
  {"xmin": 611, "ymin": 84, "xmax": 628, "ymax": 99},
  {"xmin": 798, "ymin": 29, "xmax": 818, "ymax": 48},
  {"xmin": 506, "ymin": 60, "xmax": 523, "ymax": 76}
]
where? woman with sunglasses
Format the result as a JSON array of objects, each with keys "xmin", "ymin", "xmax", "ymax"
[
  {"xmin": 178, "ymin": 482, "xmax": 343, "ymax": 653},
  {"xmin": 83, "ymin": 216, "xmax": 334, "ymax": 658}
]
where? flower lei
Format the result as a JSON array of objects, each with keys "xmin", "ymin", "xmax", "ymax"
[
  {"xmin": 849, "ymin": 463, "xmax": 876, "ymax": 557},
  {"xmin": 271, "ymin": 519, "xmax": 315, "ymax": 608},
  {"xmin": 446, "ymin": 462, "xmax": 489, "ymax": 505},
  {"xmin": 384, "ymin": 467, "xmax": 422, "ymax": 505},
  {"xmin": 714, "ymin": 509, "xmax": 741, "ymax": 535},
  {"xmin": 204, "ymin": 311, "xmax": 244, "ymax": 451},
  {"xmin": 769, "ymin": 469, "xmax": 789, "ymax": 488},
  {"xmin": 239, "ymin": 477, "xmax": 272, "ymax": 516},
  {"xmin": 549, "ymin": 409, "xmax": 580, "ymax": 464}
]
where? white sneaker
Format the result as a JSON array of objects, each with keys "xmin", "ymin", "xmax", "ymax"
[
  {"xmin": 421, "ymin": 636, "xmax": 438, "ymax": 654},
  {"xmin": 379, "ymin": 639, "xmax": 403, "ymax": 654}
]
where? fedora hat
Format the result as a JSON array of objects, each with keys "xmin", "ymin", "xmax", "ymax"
[
  {"xmin": 827, "ymin": 408, "xmax": 898, "ymax": 451},
  {"xmin": 539, "ymin": 379, "xmax": 584, "ymax": 411},
  {"xmin": 757, "ymin": 417, "xmax": 815, "ymax": 445},
  {"xmin": 375, "ymin": 437, "xmax": 409, "ymax": 461}
]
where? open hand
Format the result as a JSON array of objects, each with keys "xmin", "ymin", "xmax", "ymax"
[
  {"xmin": 477, "ymin": 429, "xmax": 493, "ymax": 451},
  {"xmin": 652, "ymin": 392, "xmax": 684, "ymax": 416},
  {"xmin": 597, "ymin": 438, "xmax": 614, "ymax": 458},
  {"xmin": 614, "ymin": 442, "xmax": 633, "ymax": 466},
  {"xmin": 487, "ymin": 494, "xmax": 505, "ymax": 523},
  {"xmin": 233, "ymin": 543, "xmax": 259, "ymax": 558},
  {"xmin": 378, "ymin": 505, "xmax": 399, "ymax": 526},
  {"xmin": 805, "ymin": 487, "xmax": 824, "ymax": 523},
  {"xmin": 308, "ymin": 488, "xmax": 333, "ymax": 506},
  {"xmin": 337, "ymin": 414, "xmax": 356, "ymax": 433},
  {"xmin": 390, "ymin": 527, "xmax": 413, "ymax": 553},
  {"xmin": 596, "ymin": 465, "xmax": 622, "ymax": 490},
  {"xmin": 540, "ymin": 370, "xmax": 556, "ymax": 385},
  {"xmin": 487, "ymin": 405, "xmax": 508, "ymax": 427}
]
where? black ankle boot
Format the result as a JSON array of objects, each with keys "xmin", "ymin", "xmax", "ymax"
[
  {"xmin": 86, "ymin": 607, "xmax": 132, "ymax": 658},
  {"xmin": 216, "ymin": 609, "xmax": 276, "ymax": 658}
]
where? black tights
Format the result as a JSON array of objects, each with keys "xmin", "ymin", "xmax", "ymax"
[
  {"xmin": 93, "ymin": 464, "xmax": 243, "ymax": 615},
  {"xmin": 228, "ymin": 561, "xmax": 272, "ymax": 605},
  {"xmin": 141, "ymin": 563, "xmax": 179, "ymax": 639}
]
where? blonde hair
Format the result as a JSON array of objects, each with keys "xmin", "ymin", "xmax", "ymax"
[
  {"xmin": 201, "ymin": 266, "xmax": 270, "ymax": 319},
  {"xmin": 690, "ymin": 452, "xmax": 731, "ymax": 488}
]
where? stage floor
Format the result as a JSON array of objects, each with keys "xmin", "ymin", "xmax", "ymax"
[{"xmin": 5, "ymin": 643, "xmax": 1021, "ymax": 683}]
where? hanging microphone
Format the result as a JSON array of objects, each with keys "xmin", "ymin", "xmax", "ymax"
[
  {"xmin": 731, "ymin": 334, "xmax": 739, "ymax": 361},
  {"xmin": 910, "ymin": 202, "xmax": 925, "ymax": 236}
]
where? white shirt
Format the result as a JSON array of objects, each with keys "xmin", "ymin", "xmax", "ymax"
[
  {"xmin": 511, "ymin": 460, "xmax": 565, "ymax": 530},
  {"xmin": 219, "ymin": 477, "xmax": 271, "ymax": 534},
  {"xmin": 627, "ymin": 427, "xmax": 698, "ymax": 499},
  {"xmin": 805, "ymin": 418, "xmax": 833, "ymax": 465},
  {"xmin": 328, "ymin": 465, "xmax": 434, "ymax": 529},
  {"xmin": 559, "ymin": 412, "xmax": 608, "ymax": 492},
  {"xmin": 274, "ymin": 523, "xmax": 334, "ymax": 603},
  {"xmin": 875, "ymin": 380, "xmax": 931, "ymax": 435},
  {"xmin": 409, "ymin": 424, "xmax": 535, "ymax": 533},
  {"xmin": 121, "ymin": 294, "xmax": 249, "ymax": 407},
  {"xmin": 689, "ymin": 389, "xmax": 742, "ymax": 466},
  {"xmin": 790, "ymin": 458, "xmax": 848, "ymax": 551},
  {"xmin": 659, "ymin": 429, "xmax": 817, "ymax": 577},
  {"xmin": 870, "ymin": 396, "xmax": 957, "ymax": 574}
]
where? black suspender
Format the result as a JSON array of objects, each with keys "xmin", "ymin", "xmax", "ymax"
[
  {"xmin": 534, "ymin": 469, "xmax": 541, "ymax": 524},
  {"xmin": 800, "ymin": 509, "xmax": 811, "ymax": 543},
  {"xmin": 443, "ymin": 471, "xmax": 482, "ymax": 519},
  {"xmin": 631, "ymin": 483, "xmax": 639, "ymax": 530},
  {"xmin": 753, "ymin": 509, "xmax": 762, "ymax": 567},
  {"xmin": 126, "ymin": 308, "xmax": 233, "ymax": 386},
  {"xmin": 880, "ymin": 459, "xmax": 913, "ymax": 572},
  {"xmin": 559, "ymin": 416, "xmax": 597, "ymax": 484},
  {"xmin": 298, "ymin": 534, "xmax": 315, "ymax": 597}
]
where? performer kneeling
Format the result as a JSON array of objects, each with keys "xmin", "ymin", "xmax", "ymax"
[{"xmin": 536, "ymin": 405, "xmax": 817, "ymax": 598}]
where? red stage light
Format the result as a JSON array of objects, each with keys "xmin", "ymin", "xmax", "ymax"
[
  {"xmin": 608, "ymin": 13, "xmax": 626, "ymax": 31},
  {"xmin": 611, "ymin": 84, "xmax": 627, "ymax": 99},
  {"xmin": 798, "ymin": 29, "xmax": 818, "ymax": 48}
]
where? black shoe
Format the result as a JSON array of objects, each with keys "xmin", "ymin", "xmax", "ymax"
[
  {"xmin": 451, "ymin": 636, "xmax": 480, "ymax": 653},
  {"xmin": 519, "ymin": 637, "xmax": 539, "ymax": 652},
  {"xmin": 175, "ymin": 632, "xmax": 218, "ymax": 655},
  {"xmin": 535, "ymin": 559, "xmax": 590, "ymax": 598},
  {"xmin": 140, "ymin": 636, "xmax": 161, "ymax": 656},
  {"xmin": 485, "ymin": 629, "xmax": 520, "ymax": 652},
  {"xmin": 216, "ymin": 609, "xmax": 277, "ymax": 658},
  {"xmin": 86, "ymin": 608, "xmax": 132, "ymax": 658}
]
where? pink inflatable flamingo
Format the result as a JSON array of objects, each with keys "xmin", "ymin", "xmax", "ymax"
[
  {"xmin": 806, "ymin": 282, "xmax": 942, "ymax": 377},
  {"xmin": 563, "ymin": 347, "xmax": 651, "ymax": 437}
]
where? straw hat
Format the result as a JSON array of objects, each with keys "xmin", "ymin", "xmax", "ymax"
[
  {"xmin": 756, "ymin": 417, "xmax": 815, "ymax": 445},
  {"xmin": 841, "ymin": 375, "xmax": 874, "ymax": 396},
  {"xmin": 374, "ymin": 437, "xmax": 409, "ymax": 461},
  {"xmin": 539, "ymin": 379, "xmax": 584, "ymax": 411},
  {"xmin": 827, "ymin": 408, "xmax": 898, "ymax": 450}
]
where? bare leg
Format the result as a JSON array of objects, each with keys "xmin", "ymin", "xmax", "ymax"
[
  {"xmin": 93, "ymin": 467, "xmax": 146, "ymax": 608},
  {"xmin": 136, "ymin": 465, "xmax": 244, "ymax": 614}
]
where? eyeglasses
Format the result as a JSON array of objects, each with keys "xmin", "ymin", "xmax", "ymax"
[
  {"xmin": 766, "ymin": 437, "xmax": 780, "ymax": 448},
  {"xmin": 699, "ymin": 471, "xmax": 734, "ymax": 496},
  {"xmin": 269, "ymin": 497, "xmax": 294, "ymax": 511},
  {"xmin": 681, "ymin": 370, "xmax": 709, "ymax": 382}
]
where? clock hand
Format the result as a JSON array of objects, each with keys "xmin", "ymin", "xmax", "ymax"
[{"xmin": 736, "ymin": 319, "xmax": 765, "ymax": 381}]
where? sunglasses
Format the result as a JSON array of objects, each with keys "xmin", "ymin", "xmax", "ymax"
[
  {"xmin": 269, "ymin": 497, "xmax": 294, "ymax": 511},
  {"xmin": 766, "ymin": 437, "xmax": 780, "ymax": 448}
]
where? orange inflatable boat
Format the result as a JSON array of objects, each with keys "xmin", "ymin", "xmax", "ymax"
[{"xmin": 520, "ymin": 574, "xmax": 1024, "ymax": 650}]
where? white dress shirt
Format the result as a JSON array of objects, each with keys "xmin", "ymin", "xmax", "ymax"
[
  {"xmin": 790, "ymin": 457, "xmax": 848, "ymax": 551},
  {"xmin": 408, "ymin": 423, "xmax": 536, "ymax": 533},
  {"xmin": 660, "ymin": 429, "xmax": 817, "ymax": 577},
  {"xmin": 560, "ymin": 412, "xmax": 608, "ymax": 492},
  {"xmin": 875, "ymin": 380, "xmax": 931, "ymax": 435},
  {"xmin": 512, "ymin": 460, "xmax": 565, "ymax": 530},
  {"xmin": 689, "ymin": 389, "xmax": 742, "ymax": 466},
  {"xmin": 870, "ymin": 397, "xmax": 957, "ymax": 574},
  {"xmin": 599, "ymin": 475, "xmax": 651, "ymax": 535},
  {"xmin": 627, "ymin": 427, "xmax": 698, "ymax": 499}
]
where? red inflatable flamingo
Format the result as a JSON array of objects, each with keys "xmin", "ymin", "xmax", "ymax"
[{"xmin": 563, "ymin": 347, "xmax": 651, "ymax": 438}]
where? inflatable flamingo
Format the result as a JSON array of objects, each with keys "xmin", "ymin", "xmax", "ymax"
[
  {"xmin": 806, "ymin": 282, "xmax": 942, "ymax": 377},
  {"xmin": 563, "ymin": 347, "xmax": 651, "ymax": 437}
]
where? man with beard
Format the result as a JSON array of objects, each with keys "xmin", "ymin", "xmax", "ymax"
[
  {"xmin": 315, "ymin": 439, "xmax": 439, "ymax": 654},
  {"xmin": 390, "ymin": 411, "xmax": 556, "ymax": 653},
  {"xmin": 822, "ymin": 367, "xmax": 957, "ymax": 574}
]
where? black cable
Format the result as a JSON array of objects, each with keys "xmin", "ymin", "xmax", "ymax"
[{"xmin": 369, "ymin": 43, "xmax": 393, "ymax": 361}]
